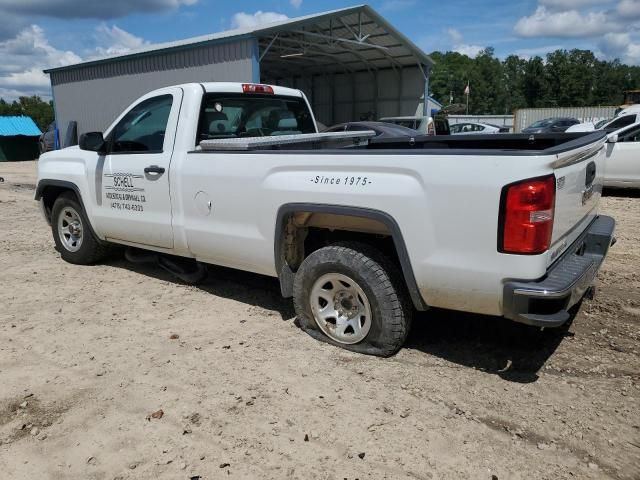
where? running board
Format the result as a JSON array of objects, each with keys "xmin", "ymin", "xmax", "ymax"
[{"xmin": 125, "ymin": 247, "xmax": 207, "ymax": 284}]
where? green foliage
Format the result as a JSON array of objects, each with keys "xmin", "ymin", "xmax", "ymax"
[
  {"xmin": 0, "ymin": 96, "xmax": 54, "ymax": 130},
  {"xmin": 428, "ymin": 48, "xmax": 640, "ymax": 114}
]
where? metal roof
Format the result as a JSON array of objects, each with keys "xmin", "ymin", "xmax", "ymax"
[
  {"xmin": 44, "ymin": 5, "xmax": 432, "ymax": 76},
  {"xmin": 0, "ymin": 116, "xmax": 41, "ymax": 136}
]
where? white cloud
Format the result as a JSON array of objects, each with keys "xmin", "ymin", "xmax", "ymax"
[
  {"xmin": 446, "ymin": 28, "xmax": 484, "ymax": 57},
  {"xmin": 598, "ymin": 32, "xmax": 640, "ymax": 65},
  {"xmin": 0, "ymin": 25, "xmax": 81, "ymax": 99},
  {"xmin": 0, "ymin": 23, "xmax": 153, "ymax": 100},
  {"xmin": 513, "ymin": 45, "xmax": 564, "ymax": 59},
  {"xmin": 231, "ymin": 11, "xmax": 289, "ymax": 29},
  {"xmin": 617, "ymin": 0, "xmax": 640, "ymax": 20},
  {"xmin": 90, "ymin": 24, "xmax": 149, "ymax": 58},
  {"xmin": 514, "ymin": 6, "xmax": 617, "ymax": 37},
  {"xmin": 539, "ymin": 0, "xmax": 613, "ymax": 10},
  {"xmin": 289, "ymin": 0, "xmax": 303, "ymax": 9},
  {"xmin": 0, "ymin": 0, "xmax": 198, "ymax": 20}
]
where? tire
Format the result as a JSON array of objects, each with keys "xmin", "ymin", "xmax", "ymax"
[
  {"xmin": 293, "ymin": 242, "xmax": 412, "ymax": 357},
  {"xmin": 51, "ymin": 191, "xmax": 108, "ymax": 265}
]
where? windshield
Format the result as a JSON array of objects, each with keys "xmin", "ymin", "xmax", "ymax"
[
  {"xmin": 197, "ymin": 93, "xmax": 316, "ymax": 143},
  {"xmin": 529, "ymin": 119, "xmax": 554, "ymax": 128}
]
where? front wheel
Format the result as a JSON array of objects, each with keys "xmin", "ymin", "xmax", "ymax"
[
  {"xmin": 51, "ymin": 192, "xmax": 107, "ymax": 264},
  {"xmin": 293, "ymin": 243, "xmax": 412, "ymax": 357}
]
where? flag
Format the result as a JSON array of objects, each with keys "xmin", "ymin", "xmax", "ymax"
[{"xmin": 464, "ymin": 83, "xmax": 470, "ymax": 96}]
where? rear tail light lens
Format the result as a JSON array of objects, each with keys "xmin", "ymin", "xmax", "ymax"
[
  {"xmin": 242, "ymin": 83, "xmax": 274, "ymax": 94},
  {"xmin": 499, "ymin": 175, "xmax": 556, "ymax": 254},
  {"xmin": 427, "ymin": 121, "xmax": 435, "ymax": 135}
]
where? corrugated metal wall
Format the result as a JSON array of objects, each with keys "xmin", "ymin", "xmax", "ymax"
[
  {"xmin": 50, "ymin": 39, "xmax": 255, "ymax": 142},
  {"xmin": 264, "ymin": 66, "xmax": 425, "ymax": 126},
  {"xmin": 513, "ymin": 107, "xmax": 618, "ymax": 132}
]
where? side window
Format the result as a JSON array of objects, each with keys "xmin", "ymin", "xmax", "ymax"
[
  {"xmin": 621, "ymin": 127, "xmax": 640, "ymax": 142},
  {"xmin": 110, "ymin": 95, "xmax": 173, "ymax": 153},
  {"xmin": 607, "ymin": 115, "xmax": 635, "ymax": 131}
]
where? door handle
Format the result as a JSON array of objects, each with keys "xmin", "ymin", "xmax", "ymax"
[{"xmin": 144, "ymin": 165, "xmax": 165, "ymax": 174}]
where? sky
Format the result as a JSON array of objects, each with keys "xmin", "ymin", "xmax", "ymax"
[{"xmin": 0, "ymin": 0, "xmax": 638, "ymax": 101}]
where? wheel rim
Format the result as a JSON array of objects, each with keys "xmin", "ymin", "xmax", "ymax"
[
  {"xmin": 57, "ymin": 206, "xmax": 83, "ymax": 252},
  {"xmin": 309, "ymin": 273, "xmax": 372, "ymax": 345}
]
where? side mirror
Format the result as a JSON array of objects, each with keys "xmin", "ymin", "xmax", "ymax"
[
  {"xmin": 79, "ymin": 132, "xmax": 106, "ymax": 153},
  {"xmin": 607, "ymin": 134, "xmax": 619, "ymax": 144}
]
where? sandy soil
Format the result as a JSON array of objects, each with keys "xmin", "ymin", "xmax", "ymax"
[{"xmin": 1, "ymin": 161, "xmax": 638, "ymax": 480}]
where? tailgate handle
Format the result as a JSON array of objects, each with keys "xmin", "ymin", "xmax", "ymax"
[{"xmin": 585, "ymin": 161, "xmax": 596, "ymax": 187}]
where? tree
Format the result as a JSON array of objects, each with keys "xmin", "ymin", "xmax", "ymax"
[
  {"xmin": 427, "ymin": 48, "xmax": 640, "ymax": 114},
  {"xmin": 0, "ymin": 96, "xmax": 54, "ymax": 130}
]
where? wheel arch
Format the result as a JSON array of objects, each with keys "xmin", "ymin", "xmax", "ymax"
[
  {"xmin": 274, "ymin": 203, "xmax": 428, "ymax": 311},
  {"xmin": 35, "ymin": 179, "xmax": 104, "ymax": 243}
]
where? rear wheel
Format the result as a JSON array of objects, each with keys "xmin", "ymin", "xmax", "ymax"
[
  {"xmin": 293, "ymin": 242, "xmax": 412, "ymax": 357},
  {"xmin": 51, "ymin": 192, "xmax": 107, "ymax": 264}
]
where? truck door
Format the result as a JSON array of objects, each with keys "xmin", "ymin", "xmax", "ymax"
[
  {"xmin": 606, "ymin": 124, "xmax": 640, "ymax": 185},
  {"xmin": 95, "ymin": 88, "xmax": 183, "ymax": 248}
]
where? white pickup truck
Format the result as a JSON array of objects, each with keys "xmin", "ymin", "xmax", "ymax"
[{"xmin": 36, "ymin": 82, "xmax": 616, "ymax": 356}]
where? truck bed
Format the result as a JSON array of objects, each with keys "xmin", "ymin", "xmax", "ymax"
[{"xmin": 199, "ymin": 130, "xmax": 607, "ymax": 155}]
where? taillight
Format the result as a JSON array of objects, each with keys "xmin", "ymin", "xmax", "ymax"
[
  {"xmin": 499, "ymin": 175, "xmax": 556, "ymax": 254},
  {"xmin": 427, "ymin": 121, "xmax": 435, "ymax": 135},
  {"xmin": 242, "ymin": 83, "xmax": 274, "ymax": 94}
]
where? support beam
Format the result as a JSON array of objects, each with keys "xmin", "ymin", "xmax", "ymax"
[
  {"xmin": 259, "ymin": 33, "xmax": 279, "ymax": 62},
  {"xmin": 291, "ymin": 30, "xmax": 389, "ymax": 51}
]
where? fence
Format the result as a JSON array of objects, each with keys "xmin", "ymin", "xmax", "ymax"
[{"xmin": 513, "ymin": 107, "xmax": 618, "ymax": 132}]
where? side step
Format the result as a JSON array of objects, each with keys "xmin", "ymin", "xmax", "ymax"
[{"xmin": 125, "ymin": 247, "xmax": 208, "ymax": 284}]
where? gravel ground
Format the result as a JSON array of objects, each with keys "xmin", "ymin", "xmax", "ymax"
[{"xmin": 1, "ymin": 161, "xmax": 638, "ymax": 480}]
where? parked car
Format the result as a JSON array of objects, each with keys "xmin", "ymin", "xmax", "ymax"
[
  {"xmin": 378, "ymin": 115, "xmax": 450, "ymax": 135},
  {"xmin": 323, "ymin": 121, "xmax": 419, "ymax": 138},
  {"xmin": 604, "ymin": 121, "xmax": 640, "ymax": 188},
  {"xmin": 522, "ymin": 117, "xmax": 580, "ymax": 134},
  {"xmin": 36, "ymin": 82, "xmax": 615, "ymax": 356},
  {"xmin": 450, "ymin": 122, "xmax": 509, "ymax": 135},
  {"xmin": 567, "ymin": 114, "xmax": 640, "ymax": 133},
  {"xmin": 39, "ymin": 122, "xmax": 56, "ymax": 154}
]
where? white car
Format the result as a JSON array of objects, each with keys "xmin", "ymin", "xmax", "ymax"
[
  {"xmin": 378, "ymin": 115, "xmax": 450, "ymax": 135},
  {"xmin": 450, "ymin": 122, "xmax": 510, "ymax": 135},
  {"xmin": 567, "ymin": 113, "xmax": 640, "ymax": 133},
  {"xmin": 35, "ymin": 82, "xmax": 615, "ymax": 356},
  {"xmin": 605, "ymin": 122, "xmax": 640, "ymax": 188}
]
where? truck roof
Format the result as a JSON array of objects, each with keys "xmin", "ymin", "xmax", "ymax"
[
  {"xmin": 142, "ymin": 82, "xmax": 304, "ymax": 99},
  {"xmin": 200, "ymin": 82, "xmax": 303, "ymax": 98}
]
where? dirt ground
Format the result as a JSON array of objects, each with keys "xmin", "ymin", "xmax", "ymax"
[{"xmin": 0, "ymin": 160, "xmax": 638, "ymax": 480}]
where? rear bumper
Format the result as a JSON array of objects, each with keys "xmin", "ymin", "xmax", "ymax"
[{"xmin": 503, "ymin": 215, "xmax": 615, "ymax": 328}]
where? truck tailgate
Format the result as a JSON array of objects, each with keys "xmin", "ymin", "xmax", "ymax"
[{"xmin": 549, "ymin": 135, "xmax": 607, "ymax": 259}]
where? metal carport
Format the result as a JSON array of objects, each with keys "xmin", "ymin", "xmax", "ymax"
[{"xmin": 44, "ymin": 4, "xmax": 433, "ymax": 143}]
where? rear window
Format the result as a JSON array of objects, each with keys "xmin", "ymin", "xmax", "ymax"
[{"xmin": 196, "ymin": 93, "xmax": 315, "ymax": 143}]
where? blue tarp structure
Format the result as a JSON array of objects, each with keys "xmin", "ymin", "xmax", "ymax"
[
  {"xmin": 0, "ymin": 116, "xmax": 41, "ymax": 161},
  {"xmin": 0, "ymin": 116, "xmax": 41, "ymax": 136}
]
